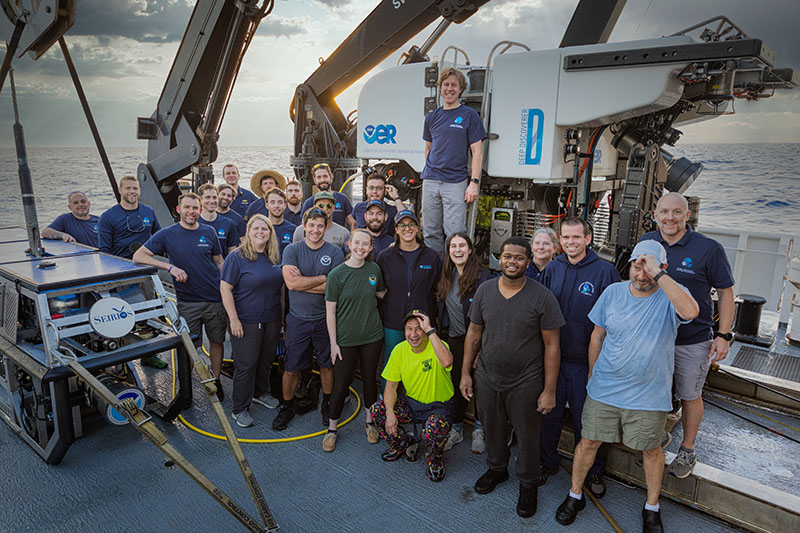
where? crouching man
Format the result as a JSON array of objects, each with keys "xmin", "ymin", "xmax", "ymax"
[
  {"xmin": 371, "ymin": 310, "xmax": 454, "ymax": 482},
  {"xmin": 556, "ymin": 240, "xmax": 698, "ymax": 532}
]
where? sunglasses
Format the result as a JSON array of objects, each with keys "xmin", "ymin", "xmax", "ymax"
[
  {"xmin": 315, "ymin": 202, "xmax": 334, "ymax": 209},
  {"xmin": 312, "ymin": 163, "xmax": 331, "ymax": 170}
]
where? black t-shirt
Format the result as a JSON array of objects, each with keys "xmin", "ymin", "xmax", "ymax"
[{"xmin": 470, "ymin": 277, "xmax": 565, "ymax": 391}]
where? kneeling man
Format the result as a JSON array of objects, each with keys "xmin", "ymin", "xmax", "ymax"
[
  {"xmin": 556, "ymin": 240, "xmax": 698, "ymax": 532},
  {"xmin": 371, "ymin": 310, "xmax": 454, "ymax": 482}
]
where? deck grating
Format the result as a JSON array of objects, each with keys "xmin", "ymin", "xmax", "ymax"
[{"xmin": 732, "ymin": 345, "xmax": 800, "ymax": 381}]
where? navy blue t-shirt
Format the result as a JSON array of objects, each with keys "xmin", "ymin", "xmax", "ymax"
[
  {"xmin": 284, "ymin": 207, "xmax": 303, "ymax": 227},
  {"xmin": 230, "ymin": 187, "xmax": 258, "ymax": 218},
  {"xmin": 143, "ymin": 224, "xmax": 223, "ymax": 303},
  {"xmin": 243, "ymin": 199, "xmax": 268, "ymax": 222},
  {"xmin": 422, "ymin": 105, "xmax": 487, "ymax": 183},
  {"xmin": 221, "ymin": 250, "xmax": 283, "ymax": 323},
  {"xmin": 371, "ymin": 230, "xmax": 394, "ymax": 258},
  {"xmin": 98, "ymin": 204, "xmax": 161, "ymax": 259},
  {"xmin": 200, "ymin": 215, "xmax": 238, "ymax": 257},
  {"xmin": 300, "ymin": 191, "xmax": 353, "ymax": 227},
  {"xmin": 353, "ymin": 201, "xmax": 397, "ymax": 235},
  {"xmin": 218, "ymin": 209, "xmax": 246, "ymax": 238},
  {"xmin": 273, "ymin": 219, "xmax": 297, "ymax": 257},
  {"xmin": 47, "ymin": 213, "xmax": 99, "ymax": 247},
  {"xmin": 640, "ymin": 228, "xmax": 734, "ymax": 345}
]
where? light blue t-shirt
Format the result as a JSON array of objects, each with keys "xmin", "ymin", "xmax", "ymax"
[{"xmin": 586, "ymin": 281, "xmax": 690, "ymax": 411}]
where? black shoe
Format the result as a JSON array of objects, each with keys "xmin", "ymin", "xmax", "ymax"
[
  {"xmin": 161, "ymin": 397, "xmax": 192, "ymax": 422},
  {"xmin": 474, "ymin": 469, "xmax": 509, "ymax": 494},
  {"xmin": 517, "ymin": 485, "xmax": 538, "ymax": 518},
  {"xmin": 215, "ymin": 379, "xmax": 224, "ymax": 401},
  {"xmin": 587, "ymin": 473, "xmax": 607, "ymax": 499},
  {"xmin": 536, "ymin": 464, "xmax": 559, "ymax": 487},
  {"xmin": 381, "ymin": 442, "xmax": 410, "ymax": 462},
  {"xmin": 555, "ymin": 494, "xmax": 586, "ymax": 525},
  {"xmin": 642, "ymin": 508, "xmax": 664, "ymax": 533},
  {"xmin": 272, "ymin": 404, "xmax": 295, "ymax": 431},
  {"xmin": 426, "ymin": 463, "xmax": 445, "ymax": 482},
  {"xmin": 321, "ymin": 398, "xmax": 330, "ymax": 427}
]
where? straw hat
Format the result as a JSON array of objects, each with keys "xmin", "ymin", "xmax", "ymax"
[{"xmin": 250, "ymin": 170, "xmax": 287, "ymax": 197}]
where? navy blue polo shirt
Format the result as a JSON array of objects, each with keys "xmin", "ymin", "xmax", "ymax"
[
  {"xmin": 218, "ymin": 209, "xmax": 246, "ymax": 238},
  {"xmin": 200, "ymin": 215, "xmax": 239, "ymax": 257},
  {"xmin": 47, "ymin": 213, "xmax": 99, "ymax": 247},
  {"xmin": 230, "ymin": 187, "xmax": 258, "ymax": 218},
  {"xmin": 273, "ymin": 219, "xmax": 297, "ymax": 257},
  {"xmin": 243, "ymin": 199, "xmax": 268, "ymax": 222},
  {"xmin": 640, "ymin": 227, "xmax": 734, "ymax": 345},
  {"xmin": 143, "ymin": 224, "xmax": 222, "ymax": 303},
  {"xmin": 221, "ymin": 251, "xmax": 283, "ymax": 323},
  {"xmin": 284, "ymin": 206, "xmax": 303, "ymax": 226},
  {"xmin": 371, "ymin": 230, "xmax": 394, "ymax": 258},
  {"xmin": 98, "ymin": 204, "xmax": 161, "ymax": 259},
  {"xmin": 353, "ymin": 200, "xmax": 397, "ymax": 235},
  {"xmin": 300, "ymin": 191, "xmax": 352, "ymax": 227}
]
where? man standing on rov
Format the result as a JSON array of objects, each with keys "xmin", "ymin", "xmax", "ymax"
[{"xmin": 420, "ymin": 67, "xmax": 487, "ymax": 258}]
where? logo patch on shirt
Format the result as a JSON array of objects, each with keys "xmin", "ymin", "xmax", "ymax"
[
  {"xmin": 455, "ymin": 116, "xmax": 463, "ymax": 124},
  {"xmin": 282, "ymin": 233, "xmax": 292, "ymax": 243},
  {"xmin": 682, "ymin": 257, "xmax": 693, "ymax": 268},
  {"xmin": 368, "ymin": 275, "xmax": 377, "ymax": 286},
  {"xmin": 419, "ymin": 264, "xmax": 432, "ymax": 270},
  {"xmin": 320, "ymin": 255, "xmax": 332, "ymax": 266},
  {"xmin": 217, "ymin": 229, "xmax": 226, "ymax": 237},
  {"xmin": 198, "ymin": 235, "xmax": 209, "ymax": 246},
  {"xmin": 422, "ymin": 358, "xmax": 432, "ymax": 372},
  {"xmin": 578, "ymin": 282, "xmax": 594, "ymax": 295},
  {"xmin": 142, "ymin": 217, "xmax": 151, "ymax": 225},
  {"xmin": 677, "ymin": 256, "xmax": 696, "ymax": 275}
]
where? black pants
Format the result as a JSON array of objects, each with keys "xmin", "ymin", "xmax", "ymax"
[
  {"xmin": 329, "ymin": 339, "xmax": 383, "ymax": 420},
  {"xmin": 476, "ymin": 371, "xmax": 543, "ymax": 488},
  {"xmin": 176, "ymin": 344, "xmax": 192, "ymax": 401},
  {"xmin": 445, "ymin": 334, "xmax": 469, "ymax": 424},
  {"xmin": 230, "ymin": 320, "xmax": 281, "ymax": 414}
]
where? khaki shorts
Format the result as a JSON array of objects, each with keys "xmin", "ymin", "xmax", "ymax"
[
  {"xmin": 177, "ymin": 300, "xmax": 227, "ymax": 346},
  {"xmin": 581, "ymin": 396, "xmax": 668, "ymax": 451},
  {"xmin": 674, "ymin": 340, "xmax": 713, "ymax": 401}
]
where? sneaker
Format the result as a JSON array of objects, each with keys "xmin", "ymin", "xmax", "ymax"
[
  {"xmin": 587, "ymin": 473, "xmax": 606, "ymax": 499},
  {"xmin": 667, "ymin": 447, "xmax": 697, "ymax": 479},
  {"xmin": 426, "ymin": 463, "xmax": 445, "ymax": 482},
  {"xmin": 642, "ymin": 507, "xmax": 665, "ymax": 533},
  {"xmin": 321, "ymin": 398, "xmax": 330, "ymax": 427},
  {"xmin": 381, "ymin": 442, "xmax": 410, "ymax": 462},
  {"xmin": 272, "ymin": 404, "xmax": 295, "ymax": 431},
  {"xmin": 535, "ymin": 464, "xmax": 559, "ymax": 487},
  {"xmin": 474, "ymin": 469, "xmax": 509, "ymax": 494},
  {"xmin": 471, "ymin": 428, "xmax": 486, "ymax": 454},
  {"xmin": 322, "ymin": 431, "xmax": 337, "ymax": 452},
  {"xmin": 405, "ymin": 442, "xmax": 419, "ymax": 462},
  {"xmin": 141, "ymin": 354, "xmax": 167, "ymax": 369},
  {"xmin": 231, "ymin": 410, "xmax": 254, "ymax": 428},
  {"xmin": 365, "ymin": 423, "xmax": 380, "ymax": 444},
  {"xmin": 215, "ymin": 379, "xmax": 224, "ymax": 401},
  {"xmin": 252, "ymin": 394, "xmax": 279, "ymax": 409},
  {"xmin": 517, "ymin": 485, "xmax": 538, "ymax": 518},
  {"xmin": 555, "ymin": 494, "xmax": 586, "ymax": 525},
  {"xmin": 443, "ymin": 428, "xmax": 463, "ymax": 451}
]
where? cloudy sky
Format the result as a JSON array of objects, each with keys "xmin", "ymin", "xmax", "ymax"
[{"xmin": 1, "ymin": 0, "xmax": 798, "ymax": 148}]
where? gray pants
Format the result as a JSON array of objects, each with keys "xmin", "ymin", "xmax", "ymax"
[
  {"xmin": 475, "ymin": 371, "xmax": 544, "ymax": 488},
  {"xmin": 230, "ymin": 320, "xmax": 280, "ymax": 414},
  {"xmin": 421, "ymin": 178, "xmax": 468, "ymax": 258}
]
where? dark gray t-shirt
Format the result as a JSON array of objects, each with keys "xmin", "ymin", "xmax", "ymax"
[
  {"xmin": 446, "ymin": 270, "xmax": 466, "ymax": 337},
  {"xmin": 469, "ymin": 277, "xmax": 565, "ymax": 391},
  {"xmin": 282, "ymin": 240, "xmax": 344, "ymax": 321}
]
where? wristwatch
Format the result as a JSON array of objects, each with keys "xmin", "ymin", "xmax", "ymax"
[
  {"xmin": 653, "ymin": 270, "xmax": 667, "ymax": 282},
  {"xmin": 469, "ymin": 178, "xmax": 480, "ymax": 184},
  {"xmin": 425, "ymin": 328, "xmax": 437, "ymax": 337},
  {"xmin": 714, "ymin": 331, "xmax": 734, "ymax": 342}
]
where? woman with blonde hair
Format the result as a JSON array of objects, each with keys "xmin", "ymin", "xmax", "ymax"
[
  {"xmin": 220, "ymin": 214, "xmax": 283, "ymax": 427},
  {"xmin": 526, "ymin": 227, "xmax": 559, "ymax": 282}
]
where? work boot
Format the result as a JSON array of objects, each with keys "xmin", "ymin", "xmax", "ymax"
[
  {"xmin": 272, "ymin": 403, "xmax": 295, "ymax": 431},
  {"xmin": 536, "ymin": 464, "xmax": 559, "ymax": 487},
  {"xmin": 474, "ymin": 469, "xmax": 509, "ymax": 494},
  {"xmin": 642, "ymin": 507, "xmax": 665, "ymax": 533},
  {"xmin": 517, "ymin": 485, "xmax": 538, "ymax": 518},
  {"xmin": 555, "ymin": 494, "xmax": 586, "ymax": 525},
  {"xmin": 587, "ymin": 473, "xmax": 607, "ymax": 499}
]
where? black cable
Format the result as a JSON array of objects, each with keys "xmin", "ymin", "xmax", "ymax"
[{"xmin": 704, "ymin": 395, "xmax": 800, "ymax": 445}]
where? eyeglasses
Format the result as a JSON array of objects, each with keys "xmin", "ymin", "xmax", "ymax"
[
  {"xmin": 315, "ymin": 202, "xmax": 334, "ymax": 209},
  {"xmin": 312, "ymin": 163, "xmax": 331, "ymax": 170},
  {"xmin": 396, "ymin": 222, "xmax": 417, "ymax": 229},
  {"xmin": 366, "ymin": 185, "xmax": 384, "ymax": 191}
]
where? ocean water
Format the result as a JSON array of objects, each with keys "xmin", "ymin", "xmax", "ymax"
[{"xmin": 0, "ymin": 144, "xmax": 798, "ymax": 235}]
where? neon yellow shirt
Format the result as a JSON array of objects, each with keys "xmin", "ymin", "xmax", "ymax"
[{"xmin": 381, "ymin": 339, "xmax": 454, "ymax": 404}]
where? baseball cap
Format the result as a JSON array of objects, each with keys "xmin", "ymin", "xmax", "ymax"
[
  {"xmin": 402, "ymin": 309, "xmax": 428, "ymax": 325},
  {"xmin": 630, "ymin": 240, "xmax": 667, "ymax": 264},
  {"xmin": 365, "ymin": 199, "xmax": 386, "ymax": 212},
  {"xmin": 394, "ymin": 209, "xmax": 418, "ymax": 225},
  {"xmin": 314, "ymin": 191, "xmax": 335, "ymax": 203}
]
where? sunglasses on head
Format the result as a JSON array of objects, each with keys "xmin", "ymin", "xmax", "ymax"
[{"xmin": 312, "ymin": 163, "xmax": 331, "ymax": 170}]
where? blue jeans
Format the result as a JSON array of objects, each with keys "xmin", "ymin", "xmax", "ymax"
[{"xmin": 539, "ymin": 361, "xmax": 606, "ymax": 476}]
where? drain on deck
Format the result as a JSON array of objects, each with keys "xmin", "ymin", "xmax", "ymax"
[{"xmin": 732, "ymin": 346, "xmax": 800, "ymax": 381}]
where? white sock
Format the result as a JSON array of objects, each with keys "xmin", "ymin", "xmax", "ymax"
[
  {"xmin": 569, "ymin": 490, "xmax": 582, "ymax": 500},
  {"xmin": 644, "ymin": 502, "xmax": 660, "ymax": 512}
]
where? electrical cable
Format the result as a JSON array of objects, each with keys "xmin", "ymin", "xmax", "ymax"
[
  {"xmin": 704, "ymin": 391, "xmax": 800, "ymax": 435},
  {"xmin": 704, "ymin": 393, "xmax": 800, "ymax": 445}
]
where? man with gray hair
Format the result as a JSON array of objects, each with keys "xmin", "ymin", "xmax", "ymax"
[
  {"xmin": 42, "ymin": 191, "xmax": 99, "ymax": 247},
  {"xmin": 420, "ymin": 66, "xmax": 487, "ymax": 258}
]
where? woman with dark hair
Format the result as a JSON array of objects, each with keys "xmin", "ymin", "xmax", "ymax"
[
  {"xmin": 376, "ymin": 210, "xmax": 442, "ymax": 362},
  {"xmin": 220, "ymin": 214, "xmax": 283, "ymax": 428},
  {"xmin": 526, "ymin": 227, "xmax": 559, "ymax": 282},
  {"xmin": 436, "ymin": 232, "xmax": 493, "ymax": 453},
  {"xmin": 322, "ymin": 229, "xmax": 386, "ymax": 452}
]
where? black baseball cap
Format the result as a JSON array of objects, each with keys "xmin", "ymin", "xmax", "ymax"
[
  {"xmin": 365, "ymin": 199, "xmax": 386, "ymax": 212},
  {"xmin": 403, "ymin": 309, "xmax": 428, "ymax": 325}
]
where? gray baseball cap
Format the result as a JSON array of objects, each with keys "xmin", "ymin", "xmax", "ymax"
[{"xmin": 630, "ymin": 240, "xmax": 667, "ymax": 264}]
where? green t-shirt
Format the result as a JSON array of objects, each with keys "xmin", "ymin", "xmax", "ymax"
[
  {"xmin": 381, "ymin": 339, "xmax": 454, "ymax": 404},
  {"xmin": 325, "ymin": 261, "xmax": 386, "ymax": 346}
]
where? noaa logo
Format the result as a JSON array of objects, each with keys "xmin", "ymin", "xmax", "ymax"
[
  {"xmin": 143, "ymin": 217, "xmax": 151, "ymax": 225},
  {"xmin": 578, "ymin": 282, "xmax": 595, "ymax": 295},
  {"xmin": 89, "ymin": 297, "xmax": 136, "ymax": 338},
  {"xmin": 368, "ymin": 275, "xmax": 377, "ymax": 286},
  {"xmin": 199, "ymin": 235, "xmax": 208, "ymax": 243},
  {"xmin": 363, "ymin": 124, "xmax": 397, "ymax": 144},
  {"xmin": 320, "ymin": 255, "xmax": 332, "ymax": 266},
  {"xmin": 454, "ymin": 116, "xmax": 463, "ymax": 124},
  {"xmin": 335, "ymin": 202, "xmax": 341, "ymax": 209},
  {"xmin": 282, "ymin": 233, "xmax": 291, "ymax": 242},
  {"xmin": 682, "ymin": 257, "xmax": 693, "ymax": 268},
  {"xmin": 217, "ymin": 229, "xmax": 225, "ymax": 237}
]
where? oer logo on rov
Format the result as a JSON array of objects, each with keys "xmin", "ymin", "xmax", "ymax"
[{"xmin": 363, "ymin": 124, "xmax": 397, "ymax": 145}]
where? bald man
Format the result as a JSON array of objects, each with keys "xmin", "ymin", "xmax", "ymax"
[
  {"xmin": 42, "ymin": 191, "xmax": 100, "ymax": 247},
  {"xmin": 639, "ymin": 192, "xmax": 735, "ymax": 479}
]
